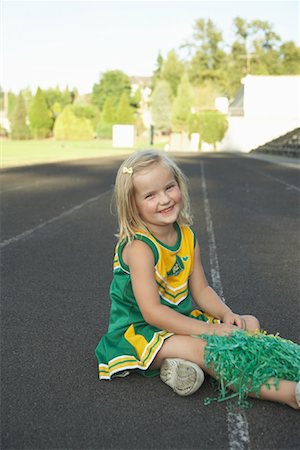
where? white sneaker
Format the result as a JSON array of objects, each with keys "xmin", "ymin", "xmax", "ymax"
[
  {"xmin": 296, "ymin": 381, "xmax": 300, "ymax": 407},
  {"xmin": 160, "ymin": 358, "xmax": 205, "ymax": 396}
]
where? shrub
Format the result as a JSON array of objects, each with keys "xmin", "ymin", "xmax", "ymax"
[
  {"xmin": 10, "ymin": 92, "xmax": 31, "ymax": 140},
  {"xmin": 101, "ymin": 97, "xmax": 116, "ymax": 124},
  {"xmin": 53, "ymin": 107, "xmax": 94, "ymax": 140},
  {"xmin": 70, "ymin": 104, "xmax": 100, "ymax": 130},
  {"xmin": 172, "ymin": 73, "xmax": 193, "ymax": 132},
  {"xmin": 116, "ymin": 93, "xmax": 134, "ymax": 124},
  {"xmin": 29, "ymin": 87, "xmax": 53, "ymax": 138},
  {"xmin": 96, "ymin": 122, "xmax": 113, "ymax": 139},
  {"xmin": 198, "ymin": 110, "xmax": 228, "ymax": 149},
  {"xmin": 151, "ymin": 80, "xmax": 172, "ymax": 131},
  {"xmin": 189, "ymin": 110, "xmax": 228, "ymax": 150}
]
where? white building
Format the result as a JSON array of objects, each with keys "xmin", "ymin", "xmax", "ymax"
[
  {"xmin": 129, "ymin": 76, "xmax": 152, "ymax": 128},
  {"xmin": 220, "ymin": 75, "xmax": 300, "ymax": 152}
]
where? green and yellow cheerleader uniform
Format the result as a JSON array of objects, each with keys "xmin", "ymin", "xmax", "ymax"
[{"xmin": 95, "ymin": 223, "xmax": 218, "ymax": 380}]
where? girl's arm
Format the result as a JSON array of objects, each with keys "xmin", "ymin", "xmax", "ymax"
[
  {"xmin": 124, "ymin": 240, "xmax": 238, "ymax": 336},
  {"xmin": 189, "ymin": 241, "xmax": 247, "ymax": 330}
]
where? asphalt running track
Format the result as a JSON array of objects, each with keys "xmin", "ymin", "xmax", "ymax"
[{"xmin": 1, "ymin": 152, "xmax": 300, "ymax": 450}]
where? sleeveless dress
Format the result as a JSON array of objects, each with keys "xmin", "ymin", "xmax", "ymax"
[{"xmin": 95, "ymin": 223, "xmax": 218, "ymax": 380}]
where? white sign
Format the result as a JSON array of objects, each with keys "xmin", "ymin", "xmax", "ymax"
[{"xmin": 215, "ymin": 97, "xmax": 229, "ymax": 114}]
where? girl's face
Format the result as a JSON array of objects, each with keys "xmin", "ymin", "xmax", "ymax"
[{"xmin": 133, "ymin": 163, "xmax": 182, "ymax": 231}]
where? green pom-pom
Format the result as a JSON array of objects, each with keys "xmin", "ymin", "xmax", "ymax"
[{"xmin": 199, "ymin": 331, "xmax": 300, "ymax": 407}]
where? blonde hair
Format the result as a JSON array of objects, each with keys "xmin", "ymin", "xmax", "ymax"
[{"xmin": 113, "ymin": 149, "xmax": 193, "ymax": 242}]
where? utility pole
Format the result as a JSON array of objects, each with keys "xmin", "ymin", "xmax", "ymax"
[{"xmin": 238, "ymin": 53, "xmax": 258, "ymax": 74}]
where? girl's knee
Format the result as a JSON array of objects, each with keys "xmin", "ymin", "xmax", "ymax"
[{"xmin": 153, "ymin": 335, "xmax": 206, "ymax": 369}]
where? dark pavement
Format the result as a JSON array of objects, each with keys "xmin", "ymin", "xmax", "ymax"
[{"xmin": 1, "ymin": 152, "xmax": 300, "ymax": 450}]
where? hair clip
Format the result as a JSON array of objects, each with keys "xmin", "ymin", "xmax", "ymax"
[{"xmin": 122, "ymin": 166, "xmax": 133, "ymax": 175}]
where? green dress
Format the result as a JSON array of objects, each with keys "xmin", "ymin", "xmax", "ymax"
[{"xmin": 95, "ymin": 223, "xmax": 218, "ymax": 379}]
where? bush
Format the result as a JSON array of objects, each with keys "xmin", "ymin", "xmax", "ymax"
[
  {"xmin": 70, "ymin": 104, "xmax": 100, "ymax": 130},
  {"xmin": 189, "ymin": 110, "xmax": 228, "ymax": 149},
  {"xmin": 10, "ymin": 93, "xmax": 31, "ymax": 140},
  {"xmin": 116, "ymin": 93, "xmax": 134, "ymax": 124},
  {"xmin": 172, "ymin": 73, "xmax": 193, "ymax": 132},
  {"xmin": 96, "ymin": 122, "xmax": 113, "ymax": 139},
  {"xmin": 151, "ymin": 80, "xmax": 172, "ymax": 131},
  {"xmin": 29, "ymin": 87, "xmax": 53, "ymax": 138},
  {"xmin": 53, "ymin": 107, "xmax": 94, "ymax": 140}
]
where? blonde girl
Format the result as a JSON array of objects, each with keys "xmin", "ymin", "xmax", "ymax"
[{"xmin": 95, "ymin": 150, "xmax": 300, "ymax": 409}]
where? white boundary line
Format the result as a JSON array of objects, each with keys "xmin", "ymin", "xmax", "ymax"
[
  {"xmin": 237, "ymin": 155, "xmax": 300, "ymax": 192},
  {"xmin": 200, "ymin": 160, "xmax": 250, "ymax": 450},
  {"xmin": 258, "ymin": 171, "xmax": 300, "ymax": 192},
  {"xmin": 0, "ymin": 190, "xmax": 111, "ymax": 249},
  {"xmin": 246, "ymin": 153, "xmax": 300, "ymax": 170}
]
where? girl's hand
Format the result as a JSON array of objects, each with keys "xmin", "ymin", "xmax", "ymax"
[
  {"xmin": 207, "ymin": 322, "xmax": 239, "ymax": 336},
  {"xmin": 221, "ymin": 311, "xmax": 246, "ymax": 330}
]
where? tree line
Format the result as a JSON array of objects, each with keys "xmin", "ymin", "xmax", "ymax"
[{"xmin": 1, "ymin": 17, "xmax": 299, "ymax": 147}]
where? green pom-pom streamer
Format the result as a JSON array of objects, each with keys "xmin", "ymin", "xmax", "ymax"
[{"xmin": 198, "ymin": 331, "xmax": 300, "ymax": 407}]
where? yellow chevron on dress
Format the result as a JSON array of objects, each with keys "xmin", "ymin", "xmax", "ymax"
[
  {"xmin": 124, "ymin": 324, "xmax": 149, "ymax": 359},
  {"xmin": 98, "ymin": 330, "xmax": 173, "ymax": 379},
  {"xmin": 156, "ymin": 277, "xmax": 188, "ymax": 304},
  {"xmin": 190, "ymin": 309, "xmax": 220, "ymax": 323},
  {"xmin": 155, "ymin": 271, "xmax": 188, "ymax": 292},
  {"xmin": 158, "ymin": 288, "xmax": 188, "ymax": 305}
]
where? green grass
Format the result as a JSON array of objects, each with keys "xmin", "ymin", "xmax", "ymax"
[{"xmin": 1, "ymin": 136, "xmax": 167, "ymax": 168}]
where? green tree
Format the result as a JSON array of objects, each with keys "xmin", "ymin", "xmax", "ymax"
[
  {"xmin": 161, "ymin": 50, "xmax": 185, "ymax": 96},
  {"xmin": 231, "ymin": 18, "xmax": 282, "ymax": 75},
  {"xmin": 20, "ymin": 87, "xmax": 33, "ymax": 112},
  {"xmin": 52, "ymin": 102, "xmax": 62, "ymax": 120},
  {"xmin": 197, "ymin": 111, "xmax": 228, "ymax": 150},
  {"xmin": 193, "ymin": 80, "xmax": 223, "ymax": 110},
  {"xmin": 70, "ymin": 103, "xmax": 100, "ymax": 130},
  {"xmin": 151, "ymin": 80, "xmax": 172, "ymax": 131},
  {"xmin": 279, "ymin": 41, "xmax": 300, "ymax": 74},
  {"xmin": 172, "ymin": 73, "xmax": 193, "ymax": 131},
  {"xmin": 226, "ymin": 17, "xmax": 250, "ymax": 97},
  {"xmin": 116, "ymin": 93, "xmax": 134, "ymax": 124},
  {"xmin": 96, "ymin": 97, "xmax": 116, "ymax": 139},
  {"xmin": 249, "ymin": 20, "xmax": 282, "ymax": 75},
  {"xmin": 151, "ymin": 51, "xmax": 164, "ymax": 89},
  {"xmin": 101, "ymin": 97, "xmax": 116, "ymax": 123},
  {"xmin": 53, "ymin": 106, "xmax": 94, "ymax": 140},
  {"xmin": 7, "ymin": 92, "xmax": 17, "ymax": 122},
  {"xmin": 29, "ymin": 87, "xmax": 53, "ymax": 138},
  {"xmin": 188, "ymin": 113, "xmax": 200, "ymax": 135},
  {"xmin": 188, "ymin": 19, "xmax": 227, "ymax": 87},
  {"xmin": 10, "ymin": 92, "xmax": 31, "ymax": 139},
  {"xmin": 44, "ymin": 86, "xmax": 74, "ymax": 125},
  {"xmin": 62, "ymin": 86, "xmax": 73, "ymax": 105},
  {"xmin": 225, "ymin": 17, "xmax": 286, "ymax": 96},
  {"xmin": 131, "ymin": 86, "xmax": 142, "ymax": 109},
  {"xmin": 153, "ymin": 16, "xmax": 300, "ymax": 100},
  {"xmin": 92, "ymin": 70, "xmax": 131, "ymax": 111}
]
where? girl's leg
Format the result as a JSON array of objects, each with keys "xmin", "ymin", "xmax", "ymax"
[
  {"xmin": 151, "ymin": 335, "xmax": 299, "ymax": 409},
  {"xmin": 249, "ymin": 379, "xmax": 299, "ymax": 409}
]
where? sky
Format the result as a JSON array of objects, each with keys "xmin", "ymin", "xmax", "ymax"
[{"xmin": 2, "ymin": 0, "xmax": 300, "ymax": 95}]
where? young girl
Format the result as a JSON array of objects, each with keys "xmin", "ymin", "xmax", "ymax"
[{"xmin": 95, "ymin": 149, "xmax": 300, "ymax": 409}]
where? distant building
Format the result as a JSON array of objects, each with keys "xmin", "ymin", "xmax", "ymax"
[
  {"xmin": 129, "ymin": 76, "xmax": 152, "ymax": 129},
  {"xmin": 220, "ymin": 75, "xmax": 300, "ymax": 152}
]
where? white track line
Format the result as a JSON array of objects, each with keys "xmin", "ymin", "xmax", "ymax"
[
  {"xmin": 237, "ymin": 156, "xmax": 300, "ymax": 192},
  {"xmin": 200, "ymin": 160, "xmax": 250, "ymax": 450},
  {"xmin": 258, "ymin": 171, "xmax": 300, "ymax": 192},
  {"xmin": 0, "ymin": 190, "xmax": 111, "ymax": 249}
]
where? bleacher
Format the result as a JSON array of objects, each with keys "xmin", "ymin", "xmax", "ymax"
[{"xmin": 251, "ymin": 128, "xmax": 300, "ymax": 158}]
